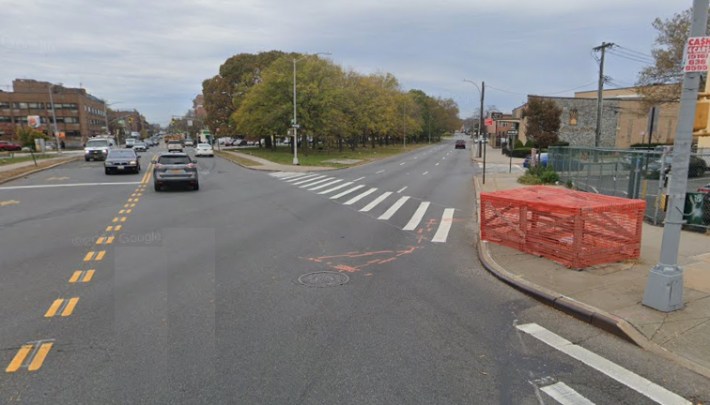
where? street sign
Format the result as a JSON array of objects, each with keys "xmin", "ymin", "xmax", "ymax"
[
  {"xmin": 484, "ymin": 118, "xmax": 493, "ymax": 126},
  {"xmin": 491, "ymin": 112, "xmax": 503, "ymax": 120},
  {"xmin": 507, "ymin": 130, "xmax": 518, "ymax": 135},
  {"xmin": 292, "ymin": 124, "xmax": 300, "ymax": 129},
  {"xmin": 682, "ymin": 36, "xmax": 710, "ymax": 72}
]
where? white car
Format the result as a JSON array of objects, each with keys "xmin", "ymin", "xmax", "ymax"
[{"xmin": 195, "ymin": 143, "xmax": 214, "ymax": 157}]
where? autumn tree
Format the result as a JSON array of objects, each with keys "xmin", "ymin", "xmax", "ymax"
[{"xmin": 524, "ymin": 97, "xmax": 562, "ymax": 150}]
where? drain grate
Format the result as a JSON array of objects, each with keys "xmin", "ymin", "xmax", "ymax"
[{"xmin": 297, "ymin": 271, "xmax": 349, "ymax": 287}]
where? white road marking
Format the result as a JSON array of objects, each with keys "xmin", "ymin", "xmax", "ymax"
[
  {"xmin": 516, "ymin": 323, "xmax": 691, "ymax": 405},
  {"xmin": 432, "ymin": 208, "xmax": 455, "ymax": 243},
  {"xmin": 291, "ymin": 175, "xmax": 325, "ymax": 185},
  {"xmin": 400, "ymin": 162, "xmax": 406, "ymax": 166},
  {"xmin": 397, "ymin": 186, "xmax": 407, "ymax": 193},
  {"xmin": 318, "ymin": 181, "xmax": 353, "ymax": 195},
  {"xmin": 435, "ymin": 162, "xmax": 440, "ymax": 166},
  {"xmin": 422, "ymin": 171, "xmax": 429, "ymax": 176},
  {"xmin": 308, "ymin": 179, "xmax": 342, "ymax": 191},
  {"xmin": 359, "ymin": 191, "xmax": 392, "ymax": 212},
  {"xmin": 270, "ymin": 172, "xmax": 302, "ymax": 179},
  {"xmin": 0, "ymin": 182, "xmax": 141, "ymax": 190},
  {"xmin": 331, "ymin": 184, "xmax": 365, "ymax": 199},
  {"xmin": 378, "ymin": 196, "xmax": 410, "ymax": 220},
  {"xmin": 376, "ymin": 170, "xmax": 385, "ymax": 174},
  {"xmin": 284, "ymin": 174, "xmax": 318, "ymax": 182},
  {"xmin": 540, "ymin": 382, "xmax": 595, "ymax": 405},
  {"xmin": 442, "ymin": 157, "xmax": 446, "ymax": 160},
  {"xmin": 298, "ymin": 177, "xmax": 334, "ymax": 188},
  {"xmin": 344, "ymin": 187, "xmax": 377, "ymax": 205},
  {"xmin": 352, "ymin": 176, "xmax": 365, "ymax": 182},
  {"xmin": 403, "ymin": 201, "xmax": 430, "ymax": 231}
]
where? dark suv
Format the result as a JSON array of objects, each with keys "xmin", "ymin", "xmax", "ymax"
[{"xmin": 153, "ymin": 152, "xmax": 199, "ymax": 191}]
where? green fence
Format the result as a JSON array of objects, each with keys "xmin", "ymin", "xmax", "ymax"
[{"xmin": 548, "ymin": 146, "xmax": 710, "ymax": 230}]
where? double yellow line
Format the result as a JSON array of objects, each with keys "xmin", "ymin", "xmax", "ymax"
[{"xmin": 140, "ymin": 163, "xmax": 154, "ymax": 185}]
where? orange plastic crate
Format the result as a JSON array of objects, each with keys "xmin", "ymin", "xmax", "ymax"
[{"xmin": 481, "ymin": 186, "xmax": 645, "ymax": 268}]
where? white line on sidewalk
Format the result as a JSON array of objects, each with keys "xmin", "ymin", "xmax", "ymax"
[
  {"xmin": 0, "ymin": 182, "xmax": 141, "ymax": 190},
  {"xmin": 352, "ymin": 176, "xmax": 365, "ymax": 182},
  {"xmin": 331, "ymin": 184, "xmax": 365, "ymax": 199},
  {"xmin": 397, "ymin": 186, "xmax": 407, "ymax": 193},
  {"xmin": 403, "ymin": 202, "xmax": 430, "ymax": 231},
  {"xmin": 516, "ymin": 323, "xmax": 691, "ymax": 405},
  {"xmin": 308, "ymin": 179, "xmax": 342, "ymax": 191},
  {"xmin": 378, "ymin": 196, "xmax": 410, "ymax": 220},
  {"xmin": 431, "ymin": 208, "xmax": 454, "ymax": 243},
  {"xmin": 344, "ymin": 187, "xmax": 377, "ymax": 205},
  {"xmin": 291, "ymin": 175, "xmax": 325, "ymax": 185},
  {"xmin": 359, "ymin": 191, "xmax": 392, "ymax": 212},
  {"xmin": 318, "ymin": 181, "xmax": 353, "ymax": 195},
  {"xmin": 540, "ymin": 382, "xmax": 595, "ymax": 405},
  {"xmin": 298, "ymin": 177, "xmax": 334, "ymax": 188}
]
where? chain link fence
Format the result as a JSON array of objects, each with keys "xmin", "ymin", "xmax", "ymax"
[{"xmin": 548, "ymin": 146, "xmax": 710, "ymax": 231}]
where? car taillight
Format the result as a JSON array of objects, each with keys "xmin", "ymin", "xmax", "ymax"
[
  {"xmin": 155, "ymin": 163, "xmax": 163, "ymax": 169},
  {"xmin": 186, "ymin": 163, "xmax": 196, "ymax": 169}
]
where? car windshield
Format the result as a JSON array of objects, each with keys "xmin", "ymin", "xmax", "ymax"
[
  {"xmin": 107, "ymin": 150, "xmax": 135, "ymax": 158},
  {"xmin": 158, "ymin": 156, "xmax": 190, "ymax": 165},
  {"xmin": 86, "ymin": 140, "xmax": 108, "ymax": 147}
]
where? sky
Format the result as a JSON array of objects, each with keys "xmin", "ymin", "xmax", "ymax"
[{"xmin": 0, "ymin": 0, "xmax": 687, "ymax": 126}]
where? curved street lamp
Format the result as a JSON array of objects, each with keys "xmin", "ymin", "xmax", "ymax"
[{"xmin": 292, "ymin": 52, "xmax": 331, "ymax": 165}]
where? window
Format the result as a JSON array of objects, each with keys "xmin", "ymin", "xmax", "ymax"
[
  {"xmin": 569, "ymin": 108, "xmax": 578, "ymax": 126},
  {"xmin": 0, "ymin": 102, "xmax": 10, "ymax": 109},
  {"xmin": 28, "ymin": 102, "xmax": 44, "ymax": 109},
  {"xmin": 13, "ymin": 102, "xmax": 28, "ymax": 109},
  {"xmin": 64, "ymin": 117, "xmax": 79, "ymax": 123},
  {"xmin": 0, "ymin": 116, "xmax": 12, "ymax": 123}
]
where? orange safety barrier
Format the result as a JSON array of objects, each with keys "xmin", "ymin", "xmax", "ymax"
[{"xmin": 481, "ymin": 186, "xmax": 645, "ymax": 269}]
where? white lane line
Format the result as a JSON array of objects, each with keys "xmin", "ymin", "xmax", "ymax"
[
  {"xmin": 397, "ymin": 186, "xmax": 407, "ymax": 193},
  {"xmin": 400, "ymin": 162, "xmax": 406, "ymax": 166},
  {"xmin": 376, "ymin": 170, "xmax": 385, "ymax": 174},
  {"xmin": 352, "ymin": 176, "xmax": 365, "ymax": 182},
  {"xmin": 291, "ymin": 175, "xmax": 325, "ymax": 185},
  {"xmin": 344, "ymin": 187, "xmax": 377, "ymax": 205},
  {"xmin": 359, "ymin": 191, "xmax": 392, "ymax": 212},
  {"xmin": 540, "ymin": 382, "xmax": 595, "ymax": 405},
  {"xmin": 378, "ymin": 196, "xmax": 410, "ymax": 220},
  {"xmin": 422, "ymin": 171, "xmax": 429, "ymax": 176},
  {"xmin": 331, "ymin": 184, "xmax": 365, "ymax": 200},
  {"xmin": 308, "ymin": 179, "xmax": 342, "ymax": 191},
  {"xmin": 0, "ymin": 182, "xmax": 140, "ymax": 190},
  {"xmin": 442, "ymin": 157, "xmax": 446, "ymax": 160},
  {"xmin": 435, "ymin": 162, "xmax": 440, "ymax": 166},
  {"xmin": 318, "ymin": 181, "xmax": 353, "ymax": 195},
  {"xmin": 516, "ymin": 323, "xmax": 691, "ymax": 405},
  {"xmin": 298, "ymin": 177, "xmax": 334, "ymax": 188},
  {"xmin": 403, "ymin": 202, "xmax": 430, "ymax": 231},
  {"xmin": 432, "ymin": 208, "xmax": 455, "ymax": 243}
]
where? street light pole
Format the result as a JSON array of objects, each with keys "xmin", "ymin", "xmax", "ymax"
[
  {"xmin": 47, "ymin": 84, "xmax": 61, "ymax": 154},
  {"xmin": 291, "ymin": 52, "xmax": 331, "ymax": 165}
]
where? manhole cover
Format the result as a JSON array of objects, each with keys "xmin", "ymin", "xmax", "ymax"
[{"xmin": 297, "ymin": 271, "xmax": 349, "ymax": 287}]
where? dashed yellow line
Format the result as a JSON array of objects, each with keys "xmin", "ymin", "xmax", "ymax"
[
  {"xmin": 105, "ymin": 236, "xmax": 114, "ymax": 245},
  {"xmin": 61, "ymin": 298, "xmax": 79, "ymax": 317},
  {"xmin": 120, "ymin": 217, "xmax": 127, "ymax": 223},
  {"xmin": 44, "ymin": 299, "xmax": 64, "ymax": 318},
  {"xmin": 106, "ymin": 226, "xmax": 114, "ymax": 232},
  {"xmin": 28, "ymin": 342, "xmax": 53, "ymax": 371},
  {"xmin": 119, "ymin": 210, "xmax": 126, "ymax": 214},
  {"xmin": 6, "ymin": 344, "xmax": 33, "ymax": 373},
  {"xmin": 95, "ymin": 251, "xmax": 106, "ymax": 261},
  {"xmin": 123, "ymin": 204, "xmax": 130, "ymax": 208},
  {"xmin": 96, "ymin": 237, "xmax": 106, "ymax": 245},
  {"xmin": 69, "ymin": 271, "xmax": 82, "ymax": 283},
  {"xmin": 129, "ymin": 204, "xmax": 136, "ymax": 208},
  {"xmin": 83, "ymin": 251, "xmax": 95, "ymax": 262},
  {"xmin": 114, "ymin": 225, "xmax": 122, "ymax": 231},
  {"xmin": 83, "ymin": 269, "xmax": 95, "ymax": 282},
  {"xmin": 112, "ymin": 217, "xmax": 119, "ymax": 223},
  {"xmin": 124, "ymin": 209, "xmax": 132, "ymax": 214}
]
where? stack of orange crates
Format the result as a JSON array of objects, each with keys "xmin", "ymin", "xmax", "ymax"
[{"xmin": 481, "ymin": 186, "xmax": 645, "ymax": 268}]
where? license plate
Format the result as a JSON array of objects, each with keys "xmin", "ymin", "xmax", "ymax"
[
  {"xmin": 117, "ymin": 166, "xmax": 124, "ymax": 170},
  {"xmin": 168, "ymin": 169, "xmax": 182, "ymax": 174}
]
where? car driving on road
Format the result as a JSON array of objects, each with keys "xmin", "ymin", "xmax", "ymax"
[
  {"xmin": 133, "ymin": 141, "xmax": 147, "ymax": 152},
  {"xmin": 153, "ymin": 152, "xmax": 199, "ymax": 191},
  {"xmin": 84, "ymin": 138, "xmax": 111, "ymax": 161},
  {"xmin": 195, "ymin": 143, "xmax": 214, "ymax": 157},
  {"xmin": 167, "ymin": 140, "xmax": 183, "ymax": 152},
  {"xmin": 104, "ymin": 148, "xmax": 141, "ymax": 174},
  {"xmin": 455, "ymin": 140, "xmax": 465, "ymax": 149}
]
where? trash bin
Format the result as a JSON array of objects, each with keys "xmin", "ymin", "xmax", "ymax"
[{"xmin": 683, "ymin": 192, "xmax": 707, "ymax": 231}]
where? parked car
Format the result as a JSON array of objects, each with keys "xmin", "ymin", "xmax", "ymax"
[
  {"xmin": 153, "ymin": 152, "xmax": 199, "ymax": 191},
  {"xmin": 0, "ymin": 140, "xmax": 22, "ymax": 151},
  {"xmin": 104, "ymin": 148, "xmax": 140, "ymax": 174},
  {"xmin": 195, "ymin": 143, "xmax": 214, "ymax": 157},
  {"xmin": 132, "ymin": 142, "xmax": 147, "ymax": 152},
  {"xmin": 647, "ymin": 155, "xmax": 707, "ymax": 178},
  {"xmin": 84, "ymin": 138, "xmax": 112, "ymax": 161},
  {"xmin": 455, "ymin": 140, "xmax": 465, "ymax": 149},
  {"xmin": 698, "ymin": 183, "xmax": 710, "ymax": 193}
]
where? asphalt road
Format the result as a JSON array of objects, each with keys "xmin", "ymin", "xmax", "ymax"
[{"xmin": 0, "ymin": 139, "xmax": 708, "ymax": 404}]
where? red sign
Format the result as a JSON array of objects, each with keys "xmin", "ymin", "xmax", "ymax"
[
  {"xmin": 484, "ymin": 118, "xmax": 494, "ymax": 126},
  {"xmin": 683, "ymin": 36, "xmax": 710, "ymax": 72}
]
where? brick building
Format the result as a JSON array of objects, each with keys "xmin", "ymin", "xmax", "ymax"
[{"xmin": 0, "ymin": 79, "xmax": 106, "ymax": 147}]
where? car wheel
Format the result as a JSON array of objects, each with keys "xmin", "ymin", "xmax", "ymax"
[
  {"xmin": 105, "ymin": 168, "xmax": 111, "ymax": 175},
  {"xmin": 85, "ymin": 157, "xmax": 90, "ymax": 162},
  {"xmin": 154, "ymin": 182, "xmax": 161, "ymax": 192},
  {"xmin": 193, "ymin": 182, "xmax": 199, "ymax": 191},
  {"xmin": 136, "ymin": 165, "xmax": 141, "ymax": 173}
]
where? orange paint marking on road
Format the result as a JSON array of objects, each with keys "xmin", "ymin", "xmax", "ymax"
[{"xmin": 302, "ymin": 246, "xmax": 420, "ymax": 274}]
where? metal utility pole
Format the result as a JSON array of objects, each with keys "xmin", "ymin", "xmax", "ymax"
[
  {"xmin": 292, "ymin": 57, "xmax": 300, "ymax": 165},
  {"xmin": 642, "ymin": 0, "xmax": 709, "ymax": 312},
  {"xmin": 593, "ymin": 42, "xmax": 614, "ymax": 147},
  {"xmin": 47, "ymin": 84, "xmax": 61, "ymax": 154}
]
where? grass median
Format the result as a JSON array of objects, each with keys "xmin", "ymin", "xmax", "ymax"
[
  {"xmin": 230, "ymin": 143, "xmax": 432, "ymax": 167},
  {"xmin": 0, "ymin": 153, "xmax": 55, "ymax": 166}
]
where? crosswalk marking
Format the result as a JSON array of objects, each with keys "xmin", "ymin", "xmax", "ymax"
[
  {"xmin": 539, "ymin": 382, "xmax": 594, "ymax": 405},
  {"xmin": 318, "ymin": 182, "xmax": 353, "ymax": 195},
  {"xmin": 284, "ymin": 173, "xmax": 318, "ymax": 182},
  {"xmin": 403, "ymin": 202, "xmax": 430, "ymax": 231},
  {"xmin": 308, "ymin": 179, "xmax": 342, "ymax": 191},
  {"xmin": 432, "ymin": 208, "xmax": 454, "ymax": 243},
  {"xmin": 344, "ymin": 187, "xmax": 377, "ymax": 205},
  {"xmin": 330, "ymin": 184, "xmax": 365, "ymax": 199},
  {"xmin": 517, "ymin": 323, "xmax": 691, "ymax": 405},
  {"xmin": 378, "ymin": 196, "xmax": 410, "ymax": 220},
  {"xmin": 359, "ymin": 191, "xmax": 392, "ymax": 212},
  {"xmin": 292, "ymin": 175, "xmax": 325, "ymax": 185},
  {"xmin": 299, "ymin": 177, "xmax": 334, "ymax": 188}
]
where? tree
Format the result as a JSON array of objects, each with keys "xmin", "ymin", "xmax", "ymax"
[
  {"xmin": 15, "ymin": 126, "xmax": 48, "ymax": 150},
  {"xmin": 636, "ymin": 8, "xmax": 710, "ymax": 106},
  {"xmin": 524, "ymin": 97, "xmax": 561, "ymax": 150}
]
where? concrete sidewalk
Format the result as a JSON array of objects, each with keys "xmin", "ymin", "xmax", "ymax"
[
  {"xmin": 0, "ymin": 151, "xmax": 82, "ymax": 173},
  {"xmin": 475, "ymin": 148, "xmax": 710, "ymax": 379}
]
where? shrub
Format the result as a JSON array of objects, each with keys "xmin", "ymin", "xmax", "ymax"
[
  {"xmin": 518, "ymin": 174, "xmax": 542, "ymax": 185},
  {"xmin": 511, "ymin": 147, "xmax": 532, "ymax": 158}
]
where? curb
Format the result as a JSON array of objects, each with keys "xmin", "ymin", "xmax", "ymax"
[
  {"xmin": 477, "ymin": 239, "xmax": 710, "ymax": 380},
  {"xmin": 0, "ymin": 156, "xmax": 80, "ymax": 185},
  {"xmin": 215, "ymin": 150, "xmax": 336, "ymax": 172}
]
